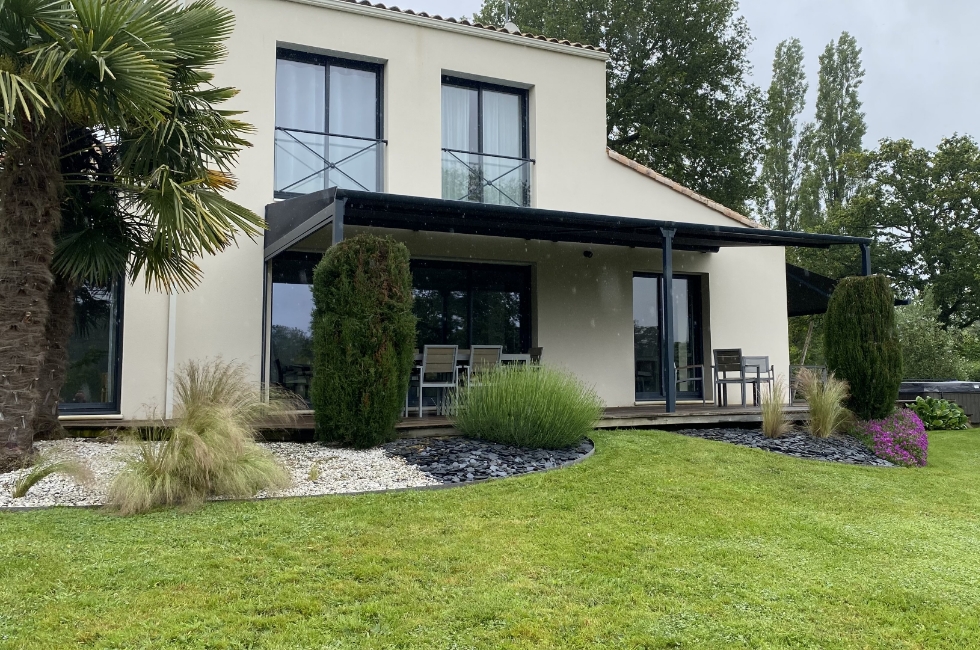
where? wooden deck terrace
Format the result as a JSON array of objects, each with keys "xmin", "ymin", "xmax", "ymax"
[{"xmin": 60, "ymin": 403, "xmax": 810, "ymax": 439}]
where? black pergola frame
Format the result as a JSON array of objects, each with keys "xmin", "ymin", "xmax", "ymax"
[{"xmin": 265, "ymin": 189, "xmax": 873, "ymax": 412}]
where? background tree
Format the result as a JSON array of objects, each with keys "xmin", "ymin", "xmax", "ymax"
[
  {"xmin": 758, "ymin": 38, "xmax": 808, "ymax": 230},
  {"xmin": 477, "ymin": 0, "xmax": 762, "ymax": 212},
  {"xmin": 841, "ymin": 136, "xmax": 980, "ymax": 330},
  {"xmin": 0, "ymin": 0, "xmax": 263, "ymax": 469},
  {"xmin": 801, "ymin": 31, "xmax": 867, "ymax": 225}
]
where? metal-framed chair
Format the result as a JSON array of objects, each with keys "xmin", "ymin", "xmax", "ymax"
[
  {"xmin": 712, "ymin": 348, "xmax": 747, "ymax": 407},
  {"xmin": 788, "ymin": 364, "xmax": 828, "ymax": 404},
  {"xmin": 415, "ymin": 345, "xmax": 459, "ymax": 417},
  {"xmin": 529, "ymin": 347, "xmax": 543, "ymax": 364},
  {"xmin": 742, "ymin": 356, "xmax": 774, "ymax": 406},
  {"xmin": 675, "ymin": 362, "xmax": 707, "ymax": 405},
  {"xmin": 466, "ymin": 345, "xmax": 502, "ymax": 383}
]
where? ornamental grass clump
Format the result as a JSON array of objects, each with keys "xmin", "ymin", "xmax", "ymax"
[
  {"xmin": 11, "ymin": 453, "xmax": 93, "ymax": 498},
  {"xmin": 862, "ymin": 409, "xmax": 928, "ymax": 467},
  {"xmin": 761, "ymin": 375, "xmax": 792, "ymax": 438},
  {"xmin": 107, "ymin": 360, "xmax": 292, "ymax": 515},
  {"xmin": 799, "ymin": 368, "xmax": 851, "ymax": 438},
  {"xmin": 451, "ymin": 364, "xmax": 603, "ymax": 449}
]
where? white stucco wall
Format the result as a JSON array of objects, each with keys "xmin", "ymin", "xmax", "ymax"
[{"xmin": 105, "ymin": 0, "xmax": 789, "ymax": 416}]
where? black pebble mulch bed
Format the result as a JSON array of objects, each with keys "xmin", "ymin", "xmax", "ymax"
[
  {"xmin": 675, "ymin": 427, "xmax": 893, "ymax": 466},
  {"xmin": 384, "ymin": 437, "xmax": 594, "ymax": 483}
]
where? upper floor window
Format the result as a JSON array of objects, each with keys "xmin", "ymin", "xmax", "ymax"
[
  {"xmin": 275, "ymin": 49, "xmax": 383, "ymax": 197},
  {"xmin": 441, "ymin": 76, "xmax": 531, "ymax": 207}
]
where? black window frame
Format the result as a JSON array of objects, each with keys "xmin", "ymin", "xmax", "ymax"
[
  {"xmin": 411, "ymin": 258, "xmax": 533, "ymax": 354},
  {"xmin": 440, "ymin": 75, "xmax": 530, "ymax": 161},
  {"xmin": 58, "ymin": 280, "xmax": 125, "ymax": 415},
  {"xmin": 274, "ymin": 47, "xmax": 385, "ymax": 199}
]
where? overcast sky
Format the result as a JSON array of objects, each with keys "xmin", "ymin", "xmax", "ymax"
[{"xmin": 406, "ymin": 0, "xmax": 980, "ymax": 149}]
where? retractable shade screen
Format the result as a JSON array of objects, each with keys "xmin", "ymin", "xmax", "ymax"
[{"xmin": 264, "ymin": 188, "xmax": 872, "ymax": 261}]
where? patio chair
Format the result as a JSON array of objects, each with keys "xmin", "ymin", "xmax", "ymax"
[
  {"xmin": 712, "ymin": 348, "xmax": 747, "ymax": 407},
  {"xmin": 788, "ymin": 364, "xmax": 828, "ymax": 404},
  {"xmin": 742, "ymin": 356, "xmax": 774, "ymax": 406},
  {"xmin": 466, "ymin": 345, "xmax": 502, "ymax": 383},
  {"xmin": 674, "ymin": 362, "xmax": 707, "ymax": 405},
  {"xmin": 415, "ymin": 345, "xmax": 459, "ymax": 417},
  {"xmin": 529, "ymin": 347, "xmax": 543, "ymax": 364}
]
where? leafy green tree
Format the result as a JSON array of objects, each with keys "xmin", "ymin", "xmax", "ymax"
[
  {"xmin": 0, "ymin": 0, "xmax": 263, "ymax": 469},
  {"xmin": 896, "ymin": 292, "xmax": 970, "ymax": 381},
  {"xmin": 477, "ymin": 0, "xmax": 762, "ymax": 212},
  {"xmin": 842, "ymin": 136, "xmax": 980, "ymax": 329},
  {"xmin": 758, "ymin": 38, "xmax": 808, "ymax": 230},
  {"xmin": 800, "ymin": 32, "xmax": 867, "ymax": 226}
]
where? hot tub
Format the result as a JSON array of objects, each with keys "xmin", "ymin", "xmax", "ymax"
[{"xmin": 900, "ymin": 381, "xmax": 980, "ymax": 426}]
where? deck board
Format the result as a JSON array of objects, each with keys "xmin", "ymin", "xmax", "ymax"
[{"xmin": 60, "ymin": 403, "xmax": 809, "ymax": 437}]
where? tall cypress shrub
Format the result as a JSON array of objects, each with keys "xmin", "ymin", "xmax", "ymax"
[
  {"xmin": 311, "ymin": 235, "xmax": 416, "ymax": 447},
  {"xmin": 824, "ymin": 275, "xmax": 903, "ymax": 420}
]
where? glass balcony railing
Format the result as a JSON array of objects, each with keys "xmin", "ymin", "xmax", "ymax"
[
  {"xmin": 441, "ymin": 149, "xmax": 533, "ymax": 208},
  {"xmin": 274, "ymin": 127, "xmax": 385, "ymax": 197}
]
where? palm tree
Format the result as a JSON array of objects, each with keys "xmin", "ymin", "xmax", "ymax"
[{"xmin": 0, "ymin": 0, "xmax": 264, "ymax": 469}]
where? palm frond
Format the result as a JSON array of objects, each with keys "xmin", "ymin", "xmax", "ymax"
[{"xmin": 0, "ymin": 66, "xmax": 49, "ymax": 123}]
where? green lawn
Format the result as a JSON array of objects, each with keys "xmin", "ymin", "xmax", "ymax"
[{"xmin": 2, "ymin": 430, "xmax": 979, "ymax": 649}]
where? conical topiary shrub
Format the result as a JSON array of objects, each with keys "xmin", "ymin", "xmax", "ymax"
[
  {"xmin": 311, "ymin": 234, "xmax": 416, "ymax": 447},
  {"xmin": 824, "ymin": 275, "xmax": 903, "ymax": 420}
]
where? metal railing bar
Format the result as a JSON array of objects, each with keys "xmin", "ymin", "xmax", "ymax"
[
  {"xmin": 441, "ymin": 147, "xmax": 535, "ymax": 164},
  {"xmin": 444, "ymin": 150, "xmax": 526, "ymax": 207},
  {"xmin": 276, "ymin": 137, "xmax": 380, "ymax": 193},
  {"xmin": 275, "ymin": 126, "xmax": 387, "ymax": 144}
]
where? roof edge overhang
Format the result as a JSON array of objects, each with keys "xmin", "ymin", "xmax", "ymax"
[
  {"xmin": 281, "ymin": 0, "xmax": 610, "ymax": 61},
  {"xmin": 264, "ymin": 190, "xmax": 872, "ymax": 262}
]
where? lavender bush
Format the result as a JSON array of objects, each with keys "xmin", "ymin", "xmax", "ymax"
[{"xmin": 861, "ymin": 409, "xmax": 929, "ymax": 467}]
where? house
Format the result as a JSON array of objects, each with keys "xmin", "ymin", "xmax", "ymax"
[{"xmin": 57, "ymin": 0, "xmax": 869, "ymax": 423}]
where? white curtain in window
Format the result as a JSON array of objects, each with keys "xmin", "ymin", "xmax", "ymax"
[
  {"xmin": 275, "ymin": 59, "xmax": 327, "ymax": 193},
  {"xmin": 442, "ymin": 85, "xmax": 478, "ymax": 151},
  {"xmin": 482, "ymin": 90, "xmax": 521, "ymax": 158},
  {"xmin": 275, "ymin": 59, "xmax": 325, "ymax": 131},
  {"xmin": 329, "ymin": 66, "xmax": 378, "ymax": 191}
]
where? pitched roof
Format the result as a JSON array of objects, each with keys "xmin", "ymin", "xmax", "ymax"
[
  {"xmin": 607, "ymin": 148, "xmax": 760, "ymax": 228},
  {"xmin": 327, "ymin": 0, "xmax": 606, "ymax": 53}
]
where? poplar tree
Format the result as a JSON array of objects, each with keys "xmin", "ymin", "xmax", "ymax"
[
  {"xmin": 759, "ymin": 38, "xmax": 808, "ymax": 230},
  {"xmin": 802, "ymin": 32, "xmax": 867, "ymax": 224},
  {"xmin": 477, "ymin": 0, "xmax": 762, "ymax": 213}
]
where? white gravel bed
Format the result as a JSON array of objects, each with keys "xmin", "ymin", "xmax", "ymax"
[{"xmin": 0, "ymin": 438, "xmax": 439, "ymax": 509}]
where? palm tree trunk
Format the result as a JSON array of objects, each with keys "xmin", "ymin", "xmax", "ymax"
[
  {"xmin": 0, "ymin": 124, "xmax": 63, "ymax": 471},
  {"xmin": 33, "ymin": 276, "xmax": 76, "ymax": 439}
]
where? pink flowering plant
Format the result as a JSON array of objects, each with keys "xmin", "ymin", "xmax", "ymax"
[{"xmin": 860, "ymin": 409, "xmax": 928, "ymax": 467}]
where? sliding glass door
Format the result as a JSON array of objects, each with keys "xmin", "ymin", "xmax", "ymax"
[
  {"xmin": 412, "ymin": 260, "xmax": 531, "ymax": 353},
  {"xmin": 633, "ymin": 274, "xmax": 703, "ymax": 401}
]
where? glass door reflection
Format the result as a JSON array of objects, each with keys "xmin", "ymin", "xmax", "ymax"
[{"xmin": 633, "ymin": 274, "xmax": 703, "ymax": 401}]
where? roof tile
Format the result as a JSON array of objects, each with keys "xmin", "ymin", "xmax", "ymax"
[{"xmin": 332, "ymin": 0, "xmax": 606, "ymax": 52}]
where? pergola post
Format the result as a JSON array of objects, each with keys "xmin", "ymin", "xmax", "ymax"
[
  {"xmin": 332, "ymin": 197, "xmax": 346, "ymax": 246},
  {"xmin": 860, "ymin": 243, "xmax": 871, "ymax": 276},
  {"xmin": 661, "ymin": 227, "xmax": 677, "ymax": 413}
]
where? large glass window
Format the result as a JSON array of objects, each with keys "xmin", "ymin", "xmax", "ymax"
[
  {"xmin": 412, "ymin": 261, "xmax": 531, "ymax": 353},
  {"xmin": 269, "ymin": 252, "xmax": 319, "ymax": 401},
  {"xmin": 633, "ymin": 274, "xmax": 703, "ymax": 401},
  {"xmin": 441, "ymin": 76, "xmax": 531, "ymax": 207},
  {"xmin": 60, "ymin": 282, "xmax": 124, "ymax": 414},
  {"xmin": 275, "ymin": 49, "xmax": 383, "ymax": 197}
]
